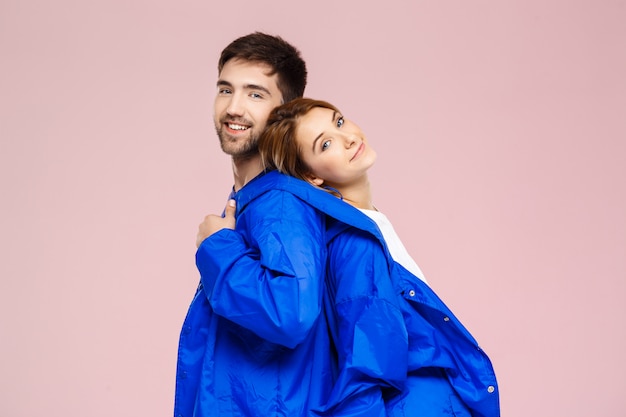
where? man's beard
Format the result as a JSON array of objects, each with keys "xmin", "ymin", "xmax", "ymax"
[{"xmin": 216, "ymin": 125, "xmax": 260, "ymax": 159}]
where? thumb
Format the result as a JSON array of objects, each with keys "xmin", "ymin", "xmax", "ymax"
[{"xmin": 224, "ymin": 199, "xmax": 236, "ymax": 218}]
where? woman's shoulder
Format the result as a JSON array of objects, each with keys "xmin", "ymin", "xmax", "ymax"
[
  {"xmin": 328, "ymin": 224, "xmax": 388, "ymax": 264},
  {"xmin": 327, "ymin": 211, "xmax": 388, "ymax": 252}
]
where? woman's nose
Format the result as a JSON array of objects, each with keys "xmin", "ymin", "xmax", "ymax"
[{"xmin": 344, "ymin": 134, "xmax": 357, "ymax": 147}]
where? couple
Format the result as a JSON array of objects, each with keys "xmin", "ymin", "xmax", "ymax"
[{"xmin": 175, "ymin": 32, "xmax": 499, "ymax": 417}]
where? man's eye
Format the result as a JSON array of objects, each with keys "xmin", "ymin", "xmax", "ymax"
[
  {"xmin": 336, "ymin": 117, "xmax": 344, "ymax": 128},
  {"xmin": 218, "ymin": 88, "xmax": 232, "ymax": 95},
  {"xmin": 322, "ymin": 140, "xmax": 331, "ymax": 151},
  {"xmin": 250, "ymin": 93, "xmax": 263, "ymax": 99}
]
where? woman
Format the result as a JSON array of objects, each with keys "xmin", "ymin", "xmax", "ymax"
[{"xmin": 258, "ymin": 98, "xmax": 500, "ymax": 417}]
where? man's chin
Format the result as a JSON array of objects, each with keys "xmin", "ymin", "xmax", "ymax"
[{"xmin": 220, "ymin": 144, "xmax": 258, "ymax": 159}]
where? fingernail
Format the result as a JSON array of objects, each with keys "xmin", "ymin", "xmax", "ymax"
[{"xmin": 228, "ymin": 199, "xmax": 236, "ymax": 207}]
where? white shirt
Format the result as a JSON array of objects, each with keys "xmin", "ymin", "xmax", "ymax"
[{"xmin": 359, "ymin": 209, "xmax": 428, "ymax": 284}]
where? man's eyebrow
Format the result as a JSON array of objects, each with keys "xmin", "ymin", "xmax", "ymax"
[
  {"xmin": 311, "ymin": 111, "xmax": 337, "ymax": 152},
  {"xmin": 244, "ymin": 84, "xmax": 272, "ymax": 96},
  {"xmin": 216, "ymin": 80, "xmax": 272, "ymax": 97}
]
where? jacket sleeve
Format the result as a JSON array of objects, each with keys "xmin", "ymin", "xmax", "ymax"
[
  {"xmin": 195, "ymin": 191, "xmax": 325, "ymax": 349},
  {"xmin": 317, "ymin": 228, "xmax": 408, "ymax": 416}
]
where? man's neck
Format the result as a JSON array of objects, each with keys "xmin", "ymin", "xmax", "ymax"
[{"xmin": 232, "ymin": 154, "xmax": 264, "ymax": 192}]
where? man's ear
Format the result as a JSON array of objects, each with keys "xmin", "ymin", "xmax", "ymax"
[{"xmin": 304, "ymin": 173, "xmax": 324, "ymax": 187}]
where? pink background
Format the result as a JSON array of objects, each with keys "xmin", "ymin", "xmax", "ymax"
[{"xmin": 1, "ymin": 1, "xmax": 625, "ymax": 416}]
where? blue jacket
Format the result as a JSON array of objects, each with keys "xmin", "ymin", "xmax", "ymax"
[
  {"xmin": 255, "ymin": 171, "xmax": 500, "ymax": 417},
  {"xmin": 174, "ymin": 171, "xmax": 336, "ymax": 417},
  {"xmin": 175, "ymin": 170, "xmax": 499, "ymax": 416},
  {"xmin": 322, "ymin": 218, "xmax": 500, "ymax": 417}
]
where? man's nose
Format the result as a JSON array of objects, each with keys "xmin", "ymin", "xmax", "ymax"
[{"xmin": 226, "ymin": 94, "xmax": 244, "ymax": 116}]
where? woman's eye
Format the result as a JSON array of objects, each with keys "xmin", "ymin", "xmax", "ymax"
[
  {"xmin": 321, "ymin": 140, "xmax": 331, "ymax": 151},
  {"xmin": 336, "ymin": 116, "xmax": 344, "ymax": 128}
]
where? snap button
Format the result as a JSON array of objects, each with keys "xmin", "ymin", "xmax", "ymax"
[
  {"xmin": 487, "ymin": 385, "xmax": 495, "ymax": 393},
  {"xmin": 408, "ymin": 290, "xmax": 416, "ymax": 297},
  {"xmin": 443, "ymin": 316, "xmax": 450, "ymax": 322}
]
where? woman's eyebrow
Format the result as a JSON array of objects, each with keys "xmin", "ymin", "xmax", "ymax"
[{"xmin": 311, "ymin": 111, "xmax": 336, "ymax": 151}]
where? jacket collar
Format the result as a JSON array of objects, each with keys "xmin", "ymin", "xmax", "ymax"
[{"xmin": 234, "ymin": 170, "xmax": 386, "ymax": 244}]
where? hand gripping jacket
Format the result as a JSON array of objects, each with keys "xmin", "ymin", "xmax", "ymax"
[{"xmin": 174, "ymin": 171, "xmax": 334, "ymax": 417}]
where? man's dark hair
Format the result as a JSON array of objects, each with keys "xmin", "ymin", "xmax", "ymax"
[{"xmin": 218, "ymin": 32, "xmax": 307, "ymax": 103}]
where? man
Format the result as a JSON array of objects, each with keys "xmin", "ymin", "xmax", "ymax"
[{"xmin": 174, "ymin": 32, "xmax": 334, "ymax": 417}]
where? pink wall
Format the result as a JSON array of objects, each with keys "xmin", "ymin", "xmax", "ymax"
[{"xmin": 1, "ymin": 1, "xmax": 624, "ymax": 416}]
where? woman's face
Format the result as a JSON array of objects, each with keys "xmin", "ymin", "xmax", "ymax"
[{"xmin": 295, "ymin": 106, "xmax": 376, "ymax": 187}]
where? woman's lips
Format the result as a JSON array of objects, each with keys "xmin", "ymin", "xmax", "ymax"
[{"xmin": 351, "ymin": 142, "xmax": 364, "ymax": 161}]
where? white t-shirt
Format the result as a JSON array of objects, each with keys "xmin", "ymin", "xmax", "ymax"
[{"xmin": 359, "ymin": 209, "xmax": 428, "ymax": 284}]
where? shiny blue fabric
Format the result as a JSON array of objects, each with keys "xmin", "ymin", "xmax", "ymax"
[
  {"xmin": 175, "ymin": 170, "xmax": 500, "ymax": 417},
  {"xmin": 174, "ymin": 172, "xmax": 335, "ymax": 417},
  {"xmin": 323, "ymin": 222, "xmax": 500, "ymax": 417},
  {"xmin": 260, "ymin": 171, "xmax": 501, "ymax": 417}
]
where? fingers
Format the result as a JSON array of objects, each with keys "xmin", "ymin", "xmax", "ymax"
[
  {"xmin": 224, "ymin": 199, "xmax": 236, "ymax": 218},
  {"xmin": 195, "ymin": 200, "xmax": 237, "ymax": 248},
  {"xmin": 223, "ymin": 199, "xmax": 236, "ymax": 229},
  {"xmin": 196, "ymin": 231, "xmax": 205, "ymax": 248}
]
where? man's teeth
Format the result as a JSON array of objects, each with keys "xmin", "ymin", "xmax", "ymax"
[{"xmin": 228, "ymin": 123, "xmax": 248, "ymax": 130}]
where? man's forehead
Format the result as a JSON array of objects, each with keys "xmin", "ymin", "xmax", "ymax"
[{"xmin": 219, "ymin": 59, "xmax": 276, "ymax": 82}]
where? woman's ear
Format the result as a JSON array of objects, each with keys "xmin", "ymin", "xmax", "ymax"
[{"xmin": 304, "ymin": 173, "xmax": 324, "ymax": 187}]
